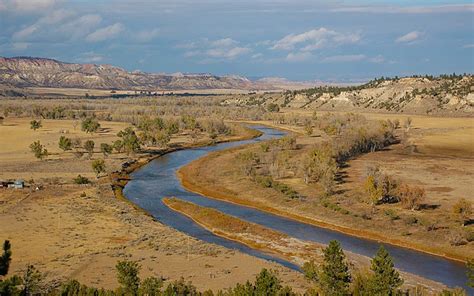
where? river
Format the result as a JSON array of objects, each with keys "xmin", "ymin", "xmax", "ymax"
[{"xmin": 123, "ymin": 125, "xmax": 470, "ymax": 291}]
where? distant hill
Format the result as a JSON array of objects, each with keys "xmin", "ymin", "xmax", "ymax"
[
  {"xmin": 0, "ymin": 56, "xmax": 274, "ymax": 91},
  {"xmin": 224, "ymin": 75, "xmax": 474, "ymax": 115}
]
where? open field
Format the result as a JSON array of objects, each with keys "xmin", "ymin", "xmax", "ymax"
[
  {"xmin": 178, "ymin": 112, "xmax": 474, "ymax": 262},
  {"xmin": 0, "ymin": 116, "xmax": 309, "ymax": 292}
]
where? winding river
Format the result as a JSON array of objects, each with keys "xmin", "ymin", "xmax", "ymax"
[{"xmin": 123, "ymin": 126, "xmax": 470, "ymax": 291}]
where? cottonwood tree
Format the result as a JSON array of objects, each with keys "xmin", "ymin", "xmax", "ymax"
[
  {"xmin": 58, "ymin": 136, "xmax": 72, "ymax": 152},
  {"xmin": 81, "ymin": 117, "xmax": 100, "ymax": 133},
  {"xmin": 319, "ymin": 240, "xmax": 351, "ymax": 296},
  {"xmin": 30, "ymin": 120, "xmax": 42, "ymax": 131},
  {"xmin": 398, "ymin": 184, "xmax": 425, "ymax": 210},
  {"xmin": 84, "ymin": 140, "xmax": 95, "ymax": 158},
  {"xmin": 100, "ymin": 143, "xmax": 113, "ymax": 157},
  {"xmin": 117, "ymin": 127, "xmax": 140, "ymax": 155},
  {"xmin": 0, "ymin": 240, "xmax": 12, "ymax": 276},
  {"xmin": 452, "ymin": 198, "xmax": 472, "ymax": 226},
  {"xmin": 91, "ymin": 159, "xmax": 106, "ymax": 178},
  {"xmin": 370, "ymin": 246, "xmax": 403, "ymax": 295},
  {"xmin": 29, "ymin": 141, "xmax": 48, "ymax": 160}
]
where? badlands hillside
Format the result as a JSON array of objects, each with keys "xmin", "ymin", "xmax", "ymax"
[
  {"xmin": 0, "ymin": 56, "xmax": 273, "ymax": 91},
  {"xmin": 224, "ymin": 75, "xmax": 474, "ymax": 115}
]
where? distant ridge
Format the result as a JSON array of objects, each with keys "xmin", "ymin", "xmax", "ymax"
[{"xmin": 0, "ymin": 56, "xmax": 275, "ymax": 91}]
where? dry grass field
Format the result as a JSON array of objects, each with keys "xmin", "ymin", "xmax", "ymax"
[
  {"xmin": 0, "ymin": 116, "xmax": 308, "ymax": 292},
  {"xmin": 0, "ymin": 118, "xmax": 130, "ymax": 181},
  {"xmin": 179, "ymin": 111, "xmax": 474, "ymax": 262}
]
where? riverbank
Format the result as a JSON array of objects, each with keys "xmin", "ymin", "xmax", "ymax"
[
  {"xmin": 177, "ymin": 142, "xmax": 471, "ymax": 264},
  {"xmin": 163, "ymin": 197, "xmax": 323, "ymax": 266}
]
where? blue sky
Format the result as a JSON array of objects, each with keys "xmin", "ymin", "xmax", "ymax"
[{"xmin": 0, "ymin": 0, "xmax": 473, "ymax": 81}]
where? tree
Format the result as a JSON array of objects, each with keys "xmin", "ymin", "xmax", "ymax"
[
  {"xmin": 302, "ymin": 260, "xmax": 318, "ymax": 283},
  {"xmin": 452, "ymin": 198, "xmax": 472, "ymax": 226},
  {"xmin": 254, "ymin": 269, "xmax": 282, "ymax": 296},
  {"xmin": 319, "ymin": 240, "xmax": 351, "ymax": 296},
  {"xmin": 91, "ymin": 159, "xmax": 106, "ymax": 177},
  {"xmin": 139, "ymin": 277, "xmax": 163, "ymax": 296},
  {"xmin": 29, "ymin": 141, "xmax": 48, "ymax": 160},
  {"xmin": 0, "ymin": 240, "xmax": 12, "ymax": 276},
  {"xmin": 398, "ymin": 184, "xmax": 425, "ymax": 210},
  {"xmin": 267, "ymin": 103, "xmax": 280, "ymax": 112},
  {"xmin": 116, "ymin": 260, "xmax": 140, "ymax": 296},
  {"xmin": 100, "ymin": 143, "xmax": 113, "ymax": 157},
  {"xmin": 364, "ymin": 175, "xmax": 383, "ymax": 210},
  {"xmin": 58, "ymin": 136, "xmax": 72, "ymax": 152},
  {"xmin": 84, "ymin": 140, "xmax": 95, "ymax": 158},
  {"xmin": 21, "ymin": 265, "xmax": 44, "ymax": 296},
  {"xmin": 155, "ymin": 131, "xmax": 171, "ymax": 148},
  {"xmin": 117, "ymin": 127, "xmax": 140, "ymax": 155},
  {"xmin": 370, "ymin": 246, "xmax": 403, "ymax": 295},
  {"xmin": 30, "ymin": 120, "xmax": 42, "ymax": 131},
  {"xmin": 113, "ymin": 139, "xmax": 124, "ymax": 153},
  {"xmin": 81, "ymin": 117, "xmax": 100, "ymax": 133}
]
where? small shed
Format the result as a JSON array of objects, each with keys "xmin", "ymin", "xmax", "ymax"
[{"xmin": 13, "ymin": 179, "xmax": 24, "ymax": 189}]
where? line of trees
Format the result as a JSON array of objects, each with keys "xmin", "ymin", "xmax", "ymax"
[{"xmin": 1, "ymin": 240, "xmax": 472, "ymax": 295}]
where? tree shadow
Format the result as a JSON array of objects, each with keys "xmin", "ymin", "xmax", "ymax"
[{"xmin": 418, "ymin": 203, "xmax": 441, "ymax": 210}]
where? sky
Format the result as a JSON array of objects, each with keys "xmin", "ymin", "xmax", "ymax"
[{"xmin": 0, "ymin": 0, "xmax": 473, "ymax": 81}]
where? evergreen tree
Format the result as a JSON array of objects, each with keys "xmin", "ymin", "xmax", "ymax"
[
  {"xmin": 319, "ymin": 240, "xmax": 351, "ymax": 296},
  {"xmin": 116, "ymin": 260, "xmax": 140, "ymax": 296},
  {"xmin": 0, "ymin": 240, "xmax": 12, "ymax": 276},
  {"xmin": 58, "ymin": 136, "xmax": 72, "ymax": 152},
  {"xmin": 370, "ymin": 246, "xmax": 403, "ymax": 295},
  {"xmin": 254, "ymin": 269, "xmax": 282, "ymax": 296}
]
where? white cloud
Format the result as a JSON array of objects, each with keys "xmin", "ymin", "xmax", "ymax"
[
  {"xmin": 12, "ymin": 9, "xmax": 73, "ymax": 40},
  {"xmin": 211, "ymin": 38, "xmax": 237, "ymax": 47},
  {"xmin": 206, "ymin": 46, "xmax": 251, "ymax": 59},
  {"xmin": 322, "ymin": 54, "xmax": 366, "ymax": 63},
  {"xmin": 86, "ymin": 23, "xmax": 124, "ymax": 42},
  {"xmin": 272, "ymin": 27, "xmax": 360, "ymax": 51},
  {"xmin": 369, "ymin": 55, "xmax": 385, "ymax": 63},
  {"xmin": 286, "ymin": 51, "xmax": 313, "ymax": 62},
  {"xmin": 77, "ymin": 52, "xmax": 104, "ymax": 63},
  {"xmin": 11, "ymin": 42, "xmax": 29, "ymax": 51},
  {"xmin": 13, "ymin": 24, "xmax": 39, "ymax": 40},
  {"xmin": 251, "ymin": 53, "xmax": 263, "ymax": 59},
  {"xmin": 10, "ymin": 0, "xmax": 58, "ymax": 11},
  {"xmin": 331, "ymin": 4, "xmax": 474, "ymax": 14},
  {"xmin": 463, "ymin": 44, "xmax": 474, "ymax": 49},
  {"xmin": 182, "ymin": 37, "xmax": 251, "ymax": 60},
  {"xmin": 396, "ymin": 31, "xmax": 422, "ymax": 43},
  {"xmin": 58, "ymin": 14, "xmax": 102, "ymax": 39},
  {"xmin": 135, "ymin": 28, "xmax": 160, "ymax": 42}
]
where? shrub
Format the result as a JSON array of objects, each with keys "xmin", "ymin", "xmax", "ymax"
[
  {"xmin": 91, "ymin": 159, "xmax": 106, "ymax": 177},
  {"xmin": 398, "ymin": 184, "xmax": 425, "ymax": 210},
  {"xmin": 29, "ymin": 141, "xmax": 48, "ymax": 160},
  {"xmin": 30, "ymin": 119, "xmax": 42, "ymax": 131},
  {"xmin": 73, "ymin": 175, "xmax": 90, "ymax": 185},
  {"xmin": 452, "ymin": 198, "xmax": 472, "ymax": 226},
  {"xmin": 59, "ymin": 136, "xmax": 72, "ymax": 151},
  {"xmin": 81, "ymin": 117, "xmax": 100, "ymax": 133}
]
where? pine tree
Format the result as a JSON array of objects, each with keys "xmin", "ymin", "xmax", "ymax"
[
  {"xmin": 116, "ymin": 260, "xmax": 140, "ymax": 296},
  {"xmin": 319, "ymin": 240, "xmax": 351, "ymax": 296},
  {"xmin": 370, "ymin": 246, "xmax": 403, "ymax": 295},
  {"xmin": 0, "ymin": 240, "xmax": 12, "ymax": 276}
]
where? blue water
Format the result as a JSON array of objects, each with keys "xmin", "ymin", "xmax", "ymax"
[{"xmin": 124, "ymin": 126, "xmax": 471, "ymax": 291}]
